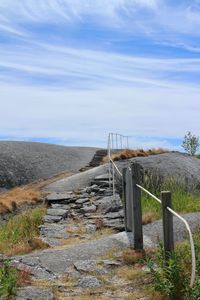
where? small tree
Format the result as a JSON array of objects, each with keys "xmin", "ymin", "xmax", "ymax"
[{"xmin": 182, "ymin": 131, "xmax": 199, "ymax": 155}]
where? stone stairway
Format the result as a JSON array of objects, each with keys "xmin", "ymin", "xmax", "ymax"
[
  {"xmin": 80, "ymin": 149, "xmax": 107, "ymax": 171},
  {"xmin": 89, "ymin": 149, "xmax": 108, "ymax": 167},
  {"xmin": 39, "ymin": 173, "xmax": 124, "ymax": 246}
]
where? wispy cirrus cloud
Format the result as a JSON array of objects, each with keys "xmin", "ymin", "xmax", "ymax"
[{"xmin": 0, "ymin": 0, "xmax": 200, "ymax": 149}]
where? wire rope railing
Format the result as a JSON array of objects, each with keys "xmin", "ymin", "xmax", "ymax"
[{"xmin": 106, "ymin": 132, "xmax": 196, "ymax": 287}]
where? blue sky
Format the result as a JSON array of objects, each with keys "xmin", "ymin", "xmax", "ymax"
[{"xmin": 0, "ymin": 0, "xmax": 200, "ymax": 150}]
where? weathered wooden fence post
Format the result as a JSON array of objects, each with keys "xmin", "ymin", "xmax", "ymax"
[
  {"xmin": 122, "ymin": 168, "xmax": 128, "ymax": 232},
  {"xmin": 161, "ymin": 191, "xmax": 174, "ymax": 261},
  {"xmin": 125, "ymin": 168, "xmax": 133, "ymax": 232},
  {"xmin": 131, "ymin": 163, "xmax": 143, "ymax": 250}
]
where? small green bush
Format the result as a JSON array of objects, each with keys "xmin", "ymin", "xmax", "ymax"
[
  {"xmin": 147, "ymin": 240, "xmax": 200, "ymax": 300},
  {"xmin": 182, "ymin": 131, "xmax": 199, "ymax": 156},
  {"xmin": 147, "ymin": 244, "xmax": 185, "ymax": 300},
  {"xmin": 0, "ymin": 260, "xmax": 17, "ymax": 298}
]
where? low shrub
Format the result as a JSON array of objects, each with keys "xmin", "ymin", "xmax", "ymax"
[{"xmin": 147, "ymin": 240, "xmax": 200, "ymax": 300}]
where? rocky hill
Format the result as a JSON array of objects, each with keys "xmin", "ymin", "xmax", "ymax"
[
  {"xmin": 130, "ymin": 152, "xmax": 200, "ymax": 190},
  {"xmin": 0, "ymin": 141, "xmax": 99, "ymax": 188}
]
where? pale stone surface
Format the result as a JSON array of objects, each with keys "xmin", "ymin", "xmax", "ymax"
[
  {"xmin": 43, "ymin": 215, "xmax": 63, "ymax": 223},
  {"xmin": 77, "ymin": 276, "xmax": 102, "ymax": 288},
  {"xmin": 97, "ymin": 195, "xmax": 122, "ymax": 213},
  {"xmin": 85, "ymin": 224, "xmax": 96, "ymax": 234},
  {"xmin": 16, "ymin": 286, "xmax": 53, "ymax": 300},
  {"xmin": 74, "ymin": 260, "xmax": 97, "ymax": 272},
  {"xmin": 80, "ymin": 205, "xmax": 96, "ymax": 213},
  {"xmin": 46, "ymin": 208, "xmax": 68, "ymax": 217}
]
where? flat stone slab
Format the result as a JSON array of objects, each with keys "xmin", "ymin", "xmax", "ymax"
[
  {"xmin": 44, "ymin": 164, "xmax": 108, "ymax": 193},
  {"xmin": 74, "ymin": 260, "xmax": 97, "ymax": 272},
  {"xmin": 43, "ymin": 215, "xmax": 63, "ymax": 223},
  {"xmin": 76, "ymin": 198, "xmax": 90, "ymax": 204},
  {"xmin": 13, "ymin": 232, "xmax": 135, "ymax": 279},
  {"xmin": 97, "ymin": 194, "xmax": 122, "ymax": 213},
  {"xmin": 46, "ymin": 208, "xmax": 68, "ymax": 217},
  {"xmin": 104, "ymin": 210, "xmax": 124, "ymax": 219},
  {"xmin": 40, "ymin": 223, "xmax": 68, "ymax": 239},
  {"xmin": 80, "ymin": 205, "xmax": 96, "ymax": 213},
  {"xmin": 16, "ymin": 286, "xmax": 53, "ymax": 300},
  {"xmin": 77, "ymin": 276, "xmax": 102, "ymax": 288},
  {"xmin": 104, "ymin": 218, "xmax": 124, "ymax": 231},
  {"xmin": 13, "ymin": 212, "xmax": 200, "ymax": 280},
  {"xmin": 46, "ymin": 192, "xmax": 76, "ymax": 203},
  {"xmin": 94, "ymin": 174, "xmax": 110, "ymax": 181}
]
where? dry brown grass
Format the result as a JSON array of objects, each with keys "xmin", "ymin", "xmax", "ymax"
[
  {"xmin": 149, "ymin": 293, "xmax": 169, "ymax": 300},
  {"xmin": 0, "ymin": 171, "xmax": 73, "ymax": 214},
  {"xmin": 17, "ymin": 267, "xmax": 32, "ymax": 287},
  {"xmin": 142, "ymin": 212, "xmax": 158, "ymax": 224},
  {"xmin": 122, "ymin": 249, "xmax": 146, "ymax": 265},
  {"xmin": 114, "ymin": 265, "xmax": 145, "ymax": 281},
  {"xmin": 103, "ymin": 148, "xmax": 169, "ymax": 163},
  {"xmin": 0, "ymin": 187, "xmax": 41, "ymax": 214}
]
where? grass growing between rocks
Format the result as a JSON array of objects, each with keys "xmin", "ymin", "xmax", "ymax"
[
  {"xmin": 141, "ymin": 177, "xmax": 200, "ymax": 223},
  {"xmin": 0, "ymin": 259, "xmax": 32, "ymax": 299},
  {"xmin": 0, "ymin": 207, "xmax": 47, "ymax": 256}
]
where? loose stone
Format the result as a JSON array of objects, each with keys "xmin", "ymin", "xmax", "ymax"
[
  {"xmin": 77, "ymin": 276, "xmax": 102, "ymax": 288},
  {"xmin": 80, "ymin": 205, "xmax": 96, "ymax": 213},
  {"xmin": 74, "ymin": 260, "xmax": 97, "ymax": 272}
]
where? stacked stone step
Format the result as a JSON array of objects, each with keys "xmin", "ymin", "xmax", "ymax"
[
  {"xmin": 79, "ymin": 149, "xmax": 107, "ymax": 172},
  {"xmin": 40, "ymin": 173, "xmax": 124, "ymax": 246},
  {"xmin": 89, "ymin": 149, "xmax": 107, "ymax": 167}
]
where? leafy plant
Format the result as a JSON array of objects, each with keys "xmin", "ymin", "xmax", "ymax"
[
  {"xmin": 0, "ymin": 260, "xmax": 17, "ymax": 298},
  {"xmin": 147, "ymin": 244, "xmax": 185, "ymax": 300},
  {"xmin": 182, "ymin": 131, "xmax": 199, "ymax": 155}
]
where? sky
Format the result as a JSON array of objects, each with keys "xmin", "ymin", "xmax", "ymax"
[{"xmin": 0, "ymin": 0, "xmax": 200, "ymax": 149}]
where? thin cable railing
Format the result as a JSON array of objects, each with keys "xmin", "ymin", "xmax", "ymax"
[
  {"xmin": 136, "ymin": 182, "xmax": 196, "ymax": 288},
  {"xmin": 107, "ymin": 133, "xmax": 196, "ymax": 287}
]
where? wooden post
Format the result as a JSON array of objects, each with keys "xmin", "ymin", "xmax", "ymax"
[
  {"xmin": 161, "ymin": 191, "xmax": 174, "ymax": 261},
  {"xmin": 125, "ymin": 169, "xmax": 133, "ymax": 232},
  {"xmin": 131, "ymin": 163, "xmax": 143, "ymax": 250},
  {"xmin": 122, "ymin": 168, "xmax": 128, "ymax": 232}
]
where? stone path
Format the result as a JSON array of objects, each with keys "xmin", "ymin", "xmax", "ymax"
[
  {"xmin": 12, "ymin": 169, "xmax": 200, "ymax": 299},
  {"xmin": 40, "ymin": 173, "xmax": 124, "ymax": 247}
]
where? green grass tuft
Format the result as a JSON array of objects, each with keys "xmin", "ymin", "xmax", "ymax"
[
  {"xmin": 0, "ymin": 207, "xmax": 46, "ymax": 255},
  {"xmin": 141, "ymin": 176, "xmax": 200, "ymax": 222},
  {"xmin": 0, "ymin": 260, "xmax": 18, "ymax": 298}
]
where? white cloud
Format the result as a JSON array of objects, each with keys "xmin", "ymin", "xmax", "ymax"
[
  {"xmin": 0, "ymin": 0, "xmax": 197, "ymax": 39},
  {"xmin": 0, "ymin": 0, "xmax": 199, "ymax": 149},
  {"xmin": 0, "ymin": 42, "xmax": 200, "ymax": 90},
  {"xmin": 0, "ymin": 83, "xmax": 199, "ymax": 148}
]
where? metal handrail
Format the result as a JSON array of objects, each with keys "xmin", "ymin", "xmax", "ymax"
[
  {"xmin": 136, "ymin": 183, "xmax": 196, "ymax": 287},
  {"xmin": 107, "ymin": 133, "xmax": 196, "ymax": 286},
  {"xmin": 107, "ymin": 133, "xmax": 128, "ymax": 196},
  {"xmin": 110, "ymin": 157, "xmax": 122, "ymax": 177}
]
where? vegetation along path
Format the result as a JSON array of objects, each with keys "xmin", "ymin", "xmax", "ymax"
[{"xmin": 10, "ymin": 161, "xmax": 200, "ymax": 300}]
